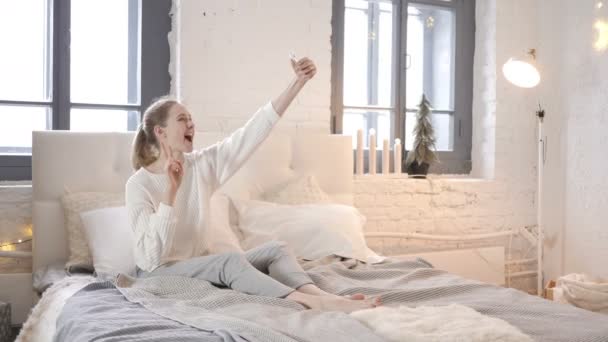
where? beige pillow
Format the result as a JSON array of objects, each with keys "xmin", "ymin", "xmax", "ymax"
[
  {"xmin": 61, "ymin": 191, "xmax": 125, "ymax": 271},
  {"xmin": 263, "ymin": 174, "xmax": 331, "ymax": 205}
]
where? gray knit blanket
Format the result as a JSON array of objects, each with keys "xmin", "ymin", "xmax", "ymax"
[{"xmin": 54, "ymin": 258, "xmax": 608, "ymax": 342}]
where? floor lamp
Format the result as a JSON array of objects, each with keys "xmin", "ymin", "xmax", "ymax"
[{"xmin": 503, "ymin": 49, "xmax": 545, "ymax": 295}]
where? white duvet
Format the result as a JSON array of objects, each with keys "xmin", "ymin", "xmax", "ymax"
[{"xmin": 351, "ymin": 303, "xmax": 533, "ymax": 342}]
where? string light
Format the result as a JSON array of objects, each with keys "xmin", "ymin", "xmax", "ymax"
[
  {"xmin": 0, "ymin": 224, "xmax": 33, "ymax": 255},
  {"xmin": 0, "ymin": 238, "xmax": 32, "ymax": 250}
]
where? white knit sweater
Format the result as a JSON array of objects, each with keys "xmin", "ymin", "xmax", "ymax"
[{"xmin": 125, "ymin": 101, "xmax": 280, "ymax": 272}]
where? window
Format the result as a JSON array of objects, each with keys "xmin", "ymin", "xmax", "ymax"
[
  {"xmin": 331, "ymin": 0, "xmax": 475, "ymax": 173},
  {"xmin": 0, "ymin": 0, "xmax": 171, "ymax": 180}
]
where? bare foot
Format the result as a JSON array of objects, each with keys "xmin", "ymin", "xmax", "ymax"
[
  {"xmin": 287, "ymin": 292, "xmax": 380, "ymax": 313},
  {"xmin": 318, "ymin": 296, "xmax": 379, "ymax": 313},
  {"xmin": 296, "ymin": 285, "xmax": 367, "ymax": 300},
  {"xmin": 326, "ymin": 293, "xmax": 366, "ymax": 300},
  {"xmin": 346, "ymin": 293, "xmax": 366, "ymax": 300}
]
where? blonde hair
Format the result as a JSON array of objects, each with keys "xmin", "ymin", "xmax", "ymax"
[{"xmin": 131, "ymin": 96, "xmax": 179, "ymax": 170}]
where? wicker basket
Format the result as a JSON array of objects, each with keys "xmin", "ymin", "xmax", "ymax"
[{"xmin": 0, "ymin": 301, "xmax": 10, "ymax": 342}]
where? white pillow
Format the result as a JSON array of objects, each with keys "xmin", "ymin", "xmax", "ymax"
[
  {"xmin": 263, "ymin": 174, "xmax": 331, "ymax": 205},
  {"xmin": 79, "ymin": 206, "xmax": 136, "ymax": 277},
  {"xmin": 61, "ymin": 191, "xmax": 125, "ymax": 271},
  {"xmin": 232, "ymin": 199, "xmax": 383, "ymax": 263}
]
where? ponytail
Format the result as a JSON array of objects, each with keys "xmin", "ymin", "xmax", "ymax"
[
  {"xmin": 132, "ymin": 125, "xmax": 153, "ymax": 170},
  {"xmin": 131, "ymin": 96, "xmax": 178, "ymax": 171}
]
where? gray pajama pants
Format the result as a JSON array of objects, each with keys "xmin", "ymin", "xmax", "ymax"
[{"xmin": 137, "ymin": 240, "xmax": 313, "ymax": 298}]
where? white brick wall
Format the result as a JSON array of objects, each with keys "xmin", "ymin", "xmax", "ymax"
[{"xmin": 354, "ymin": 175, "xmax": 534, "ymax": 245}]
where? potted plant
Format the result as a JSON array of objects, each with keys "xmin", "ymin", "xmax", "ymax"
[{"xmin": 405, "ymin": 94, "xmax": 439, "ymax": 178}]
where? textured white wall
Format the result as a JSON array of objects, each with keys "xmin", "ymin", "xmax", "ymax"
[
  {"xmin": 471, "ymin": 0, "xmax": 496, "ymax": 179},
  {"xmin": 536, "ymin": 0, "xmax": 567, "ymax": 284},
  {"xmin": 538, "ymin": 0, "xmax": 608, "ymax": 281}
]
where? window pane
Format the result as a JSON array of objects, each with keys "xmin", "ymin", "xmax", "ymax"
[
  {"xmin": 431, "ymin": 113, "xmax": 453, "ymax": 151},
  {"xmin": 343, "ymin": 111, "xmax": 367, "ymax": 149},
  {"xmin": 376, "ymin": 112, "xmax": 391, "ymax": 149},
  {"xmin": 343, "ymin": 108, "xmax": 391, "ymax": 149},
  {"xmin": 346, "ymin": 0, "xmax": 368, "ymax": 10},
  {"xmin": 405, "ymin": 111, "xmax": 453, "ymax": 152},
  {"xmin": 71, "ymin": 108, "xmax": 139, "ymax": 132},
  {"xmin": 71, "ymin": 0, "xmax": 141, "ymax": 105},
  {"xmin": 343, "ymin": 4, "xmax": 368, "ymax": 106},
  {"xmin": 406, "ymin": 4, "xmax": 455, "ymax": 111},
  {"xmin": 405, "ymin": 111, "xmax": 414, "ymax": 151},
  {"xmin": 0, "ymin": 106, "xmax": 51, "ymax": 154},
  {"xmin": 377, "ymin": 3, "xmax": 394, "ymax": 107},
  {"xmin": 0, "ymin": 1, "xmax": 51, "ymax": 101},
  {"xmin": 343, "ymin": 0, "xmax": 394, "ymax": 107}
]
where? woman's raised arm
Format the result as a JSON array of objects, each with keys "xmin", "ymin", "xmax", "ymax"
[
  {"xmin": 271, "ymin": 56, "xmax": 317, "ymax": 116},
  {"xmin": 194, "ymin": 56, "xmax": 317, "ymax": 191}
]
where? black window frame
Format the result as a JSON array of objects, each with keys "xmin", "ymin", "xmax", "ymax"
[
  {"xmin": 331, "ymin": 0, "xmax": 475, "ymax": 174},
  {"xmin": 0, "ymin": 0, "xmax": 171, "ymax": 181}
]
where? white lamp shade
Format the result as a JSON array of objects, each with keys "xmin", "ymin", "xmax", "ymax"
[{"xmin": 502, "ymin": 58, "xmax": 541, "ymax": 88}]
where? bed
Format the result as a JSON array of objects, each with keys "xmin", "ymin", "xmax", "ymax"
[{"xmin": 19, "ymin": 128, "xmax": 608, "ymax": 342}]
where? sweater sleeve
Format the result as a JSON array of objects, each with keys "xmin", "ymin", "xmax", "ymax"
[
  {"xmin": 126, "ymin": 180, "xmax": 177, "ymax": 272},
  {"xmin": 192, "ymin": 101, "xmax": 280, "ymax": 191}
]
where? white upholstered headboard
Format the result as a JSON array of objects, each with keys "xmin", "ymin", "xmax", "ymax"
[{"xmin": 32, "ymin": 129, "xmax": 353, "ymax": 273}]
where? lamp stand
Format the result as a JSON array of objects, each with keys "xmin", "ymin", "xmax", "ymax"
[{"xmin": 536, "ymin": 105, "xmax": 545, "ymax": 296}]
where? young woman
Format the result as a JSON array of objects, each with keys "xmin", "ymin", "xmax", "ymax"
[{"xmin": 126, "ymin": 56, "xmax": 379, "ymax": 312}]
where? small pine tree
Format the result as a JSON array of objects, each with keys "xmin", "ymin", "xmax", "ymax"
[{"xmin": 405, "ymin": 94, "xmax": 439, "ymax": 171}]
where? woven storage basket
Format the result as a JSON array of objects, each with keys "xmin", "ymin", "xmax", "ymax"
[{"xmin": 0, "ymin": 301, "xmax": 10, "ymax": 342}]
